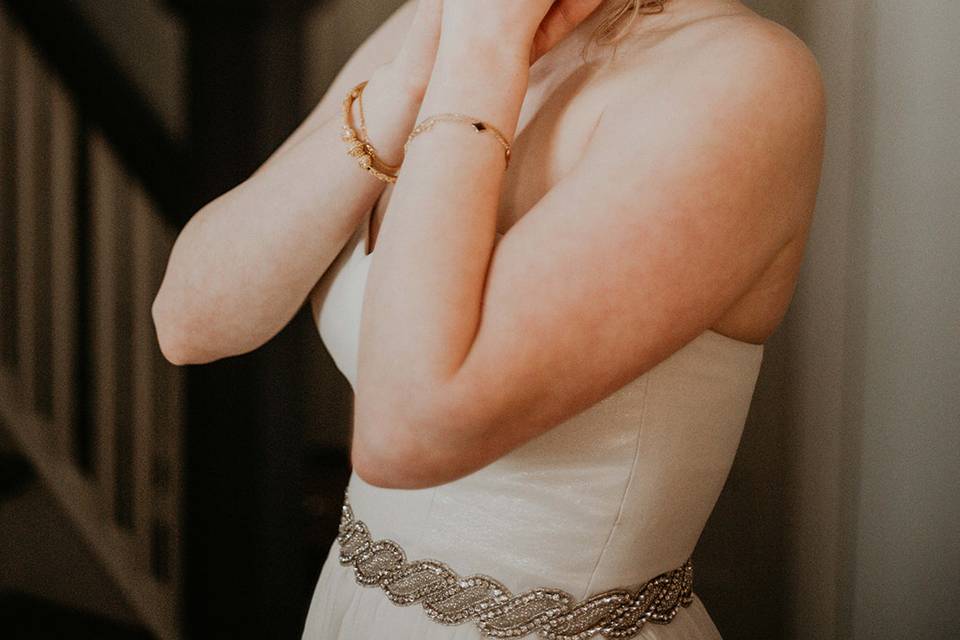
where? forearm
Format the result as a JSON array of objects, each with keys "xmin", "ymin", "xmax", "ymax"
[
  {"xmin": 153, "ymin": 63, "xmax": 423, "ymax": 364},
  {"xmin": 354, "ymin": 42, "xmax": 528, "ymax": 452}
]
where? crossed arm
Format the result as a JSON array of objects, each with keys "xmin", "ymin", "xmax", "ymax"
[{"xmin": 351, "ymin": 30, "xmax": 825, "ymax": 489}]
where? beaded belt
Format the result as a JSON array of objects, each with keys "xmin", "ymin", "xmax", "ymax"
[{"xmin": 335, "ymin": 488, "xmax": 694, "ymax": 639}]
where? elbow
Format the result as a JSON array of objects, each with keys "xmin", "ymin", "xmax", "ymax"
[
  {"xmin": 156, "ymin": 335, "xmax": 195, "ymax": 367},
  {"xmin": 152, "ymin": 286, "xmax": 265, "ymax": 366},
  {"xmin": 152, "ymin": 296, "xmax": 193, "ymax": 366},
  {"xmin": 350, "ymin": 446, "xmax": 410, "ymax": 489},
  {"xmin": 351, "ymin": 444, "xmax": 457, "ymax": 491},
  {"xmin": 350, "ymin": 396, "xmax": 462, "ymax": 490},
  {"xmin": 350, "ymin": 426, "xmax": 436, "ymax": 490},
  {"xmin": 152, "ymin": 293, "xmax": 211, "ymax": 366}
]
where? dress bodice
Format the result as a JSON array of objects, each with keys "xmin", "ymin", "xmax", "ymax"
[{"xmin": 308, "ymin": 213, "xmax": 765, "ymax": 601}]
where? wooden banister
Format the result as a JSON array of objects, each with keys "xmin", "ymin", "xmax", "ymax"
[
  {"xmin": 0, "ymin": 5, "xmax": 185, "ymax": 638},
  {"xmin": 2, "ymin": 1, "xmax": 329, "ymax": 637},
  {"xmin": 2, "ymin": 0, "xmax": 191, "ymax": 225}
]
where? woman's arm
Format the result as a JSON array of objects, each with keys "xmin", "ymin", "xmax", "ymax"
[
  {"xmin": 152, "ymin": 0, "xmax": 438, "ymax": 365},
  {"xmin": 351, "ymin": 1, "xmax": 825, "ymax": 488}
]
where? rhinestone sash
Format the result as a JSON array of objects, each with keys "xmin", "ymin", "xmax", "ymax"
[{"xmin": 335, "ymin": 488, "xmax": 694, "ymax": 639}]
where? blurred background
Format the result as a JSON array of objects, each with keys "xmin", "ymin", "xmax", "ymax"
[{"xmin": 0, "ymin": 0, "xmax": 957, "ymax": 638}]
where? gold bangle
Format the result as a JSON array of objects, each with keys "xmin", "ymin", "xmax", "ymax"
[
  {"xmin": 403, "ymin": 113, "xmax": 512, "ymax": 170},
  {"xmin": 341, "ymin": 80, "xmax": 401, "ymax": 183}
]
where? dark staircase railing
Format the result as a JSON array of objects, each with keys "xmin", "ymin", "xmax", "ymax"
[{"xmin": 0, "ymin": 1, "xmax": 349, "ymax": 638}]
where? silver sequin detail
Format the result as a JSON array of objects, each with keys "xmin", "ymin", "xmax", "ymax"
[{"xmin": 335, "ymin": 488, "xmax": 694, "ymax": 639}]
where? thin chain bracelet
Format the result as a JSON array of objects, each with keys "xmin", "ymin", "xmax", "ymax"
[
  {"xmin": 341, "ymin": 80, "xmax": 401, "ymax": 184},
  {"xmin": 404, "ymin": 113, "xmax": 513, "ymax": 170}
]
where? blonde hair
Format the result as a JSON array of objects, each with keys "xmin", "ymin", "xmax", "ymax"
[{"xmin": 588, "ymin": 0, "xmax": 667, "ymax": 52}]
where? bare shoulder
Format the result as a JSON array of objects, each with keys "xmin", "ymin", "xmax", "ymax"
[
  {"xmin": 676, "ymin": 13, "xmax": 826, "ymax": 163},
  {"xmin": 588, "ymin": 10, "xmax": 827, "ymax": 232},
  {"xmin": 569, "ymin": 11, "xmax": 826, "ymax": 341},
  {"xmin": 691, "ymin": 12, "xmax": 826, "ymax": 115},
  {"xmin": 600, "ymin": 10, "xmax": 826, "ymax": 131}
]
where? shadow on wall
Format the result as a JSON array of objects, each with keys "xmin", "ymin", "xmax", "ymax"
[{"xmin": 701, "ymin": 2, "xmax": 960, "ymax": 640}]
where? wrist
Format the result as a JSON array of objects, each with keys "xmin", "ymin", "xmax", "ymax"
[
  {"xmin": 380, "ymin": 57, "xmax": 430, "ymax": 104},
  {"xmin": 420, "ymin": 44, "xmax": 528, "ymax": 142},
  {"xmin": 436, "ymin": 32, "xmax": 530, "ymax": 74},
  {"xmin": 438, "ymin": 8, "xmax": 535, "ymax": 64},
  {"xmin": 359, "ymin": 63, "xmax": 429, "ymax": 166}
]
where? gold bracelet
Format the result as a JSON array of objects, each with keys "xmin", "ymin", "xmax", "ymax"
[
  {"xmin": 341, "ymin": 80, "xmax": 401, "ymax": 184},
  {"xmin": 403, "ymin": 113, "xmax": 512, "ymax": 170}
]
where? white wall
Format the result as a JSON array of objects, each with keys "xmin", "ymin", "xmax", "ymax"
[
  {"xmin": 752, "ymin": 1, "xmax": 960, "ymax": 638},
  {"xmin": 825, "ymin": 3, "xmax": 959, "ymax": 637}
]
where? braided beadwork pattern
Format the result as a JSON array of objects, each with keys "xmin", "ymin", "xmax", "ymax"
[{"xmin": 335, "ymin": 488, "xmax": 694, "ymax": 639}]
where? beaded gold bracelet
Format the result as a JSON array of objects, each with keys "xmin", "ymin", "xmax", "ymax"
[
  {"xmin": 341, "ymin": 80, "xmax": 401, "ymax": 184},
  {"xmin": 404, "ymin": 113, "xmax": 512, "ymax": 170}
]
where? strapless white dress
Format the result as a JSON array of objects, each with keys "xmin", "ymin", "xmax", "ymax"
[{"xmin": 301, "ymin": 212, "xmax": 765, "ymax": 639}]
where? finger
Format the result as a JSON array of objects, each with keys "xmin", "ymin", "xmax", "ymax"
[{"xmin": 530, "ymin": 0, "xmax": 606, "ymax": 63}]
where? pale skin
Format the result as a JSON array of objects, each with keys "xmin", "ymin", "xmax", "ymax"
[{"xmin": 153, "ymin": 0, "xmax": 825, "ymax": 490}]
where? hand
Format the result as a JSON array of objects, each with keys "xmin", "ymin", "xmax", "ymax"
[
  {"xmin": 439, "ymin": 0, "xmax": 606, "ymax": 65},
  {"xmin": 389, "ymin": 0, "xmax": 444, "ymax": 100}
]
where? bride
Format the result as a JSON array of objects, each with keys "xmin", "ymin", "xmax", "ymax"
[{"xmin": 153, "ymin": 0, "xmax": 825, "ymax": 637}]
